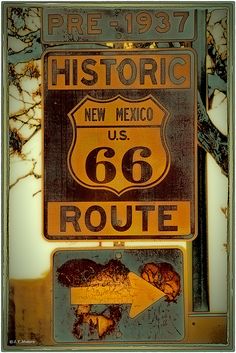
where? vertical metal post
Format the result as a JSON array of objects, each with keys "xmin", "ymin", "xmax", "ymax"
[{"xmin": 192, "ymin": 10, "xmax": 209, "ymax": 311}]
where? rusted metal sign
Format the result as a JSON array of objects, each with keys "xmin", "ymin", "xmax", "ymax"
[
  {"xmin": 53, "ymin": 248, "xmax": 185, "ymax": 343},
  {"xmin": 42, "ymin": 8, "xmax": 196, "ymax": 42},
  {"xmin": 43, "ymin": 49, "xmax": 196, "ymax": 240}
]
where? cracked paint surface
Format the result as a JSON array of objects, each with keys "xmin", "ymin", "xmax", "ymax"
[
  {"xmin": 8, "ymin": 8, "xmax": 42, "ymax": 194},
  {"xmin": 8, "ymin": 38, "xmax": 41, "ymax": 190},
  {"xmin": 206, "ymin": 9, "xmax": 229, "ymax": 313},
  {"xmin": 207, "ymin": 9, "xmax": 228, "ymax": 137},
  {"xmin": 8, "ymin": 8, "xmax": 42, "ymax": 64},
  {"xmin": 53, "ymin": 249, "xmax": 184, "ymax": 342}
]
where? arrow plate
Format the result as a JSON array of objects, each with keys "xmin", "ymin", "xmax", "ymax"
[{"xmin": 53, "ymin": 248, "xmax": 185, "ymax": 343}]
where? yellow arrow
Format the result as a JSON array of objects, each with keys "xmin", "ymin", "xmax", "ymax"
[{"xmin": 70, "ymin": 272, "xmax": 166, "ymax": 318}]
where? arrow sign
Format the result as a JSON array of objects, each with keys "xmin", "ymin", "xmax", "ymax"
[{"xmin": 70, "ymin": 272, "xmax": 166, "ymax": 318}]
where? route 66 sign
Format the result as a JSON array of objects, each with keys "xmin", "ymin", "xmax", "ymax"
[
  {"xmin": 68, "ymin": 95, "xmax": 170, "ymax": 195},
  {"xmin": 43, "ymin": 49, "xmax": 196, "ymax": 240}
]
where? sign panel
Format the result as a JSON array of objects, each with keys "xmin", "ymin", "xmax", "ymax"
[
  {"xmin": 42, "ymin": 8, "xmax": 196, "ymax": 43},
  {"xmin": 53, "ymin": 248, "xmax": 185, "ymax": 343},
  {"xmin": 68, "ymin": 95, "xmax": 170, "ymax": 194},
  {"xmin": 43, "ymin": 49, "xmax": 196, "ymax": 240}
]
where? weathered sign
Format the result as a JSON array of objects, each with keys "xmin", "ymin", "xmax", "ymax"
[
  {"xmin": 42, "ymin": 8, "xmax": 196, "ymax": 42},
  {"xmin": 43, "ymin": 49, "xmax": 196, "ymax": 240},
  {"xmin": 53, "ymin": 248, "xmax": 185, "ymax": 342}
]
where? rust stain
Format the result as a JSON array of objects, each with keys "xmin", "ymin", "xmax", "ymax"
[
  {"xmin": 220, "ymin": 207, "xmax": 228, "ymax": 218},
  {"xmin": 223, "ymin": 243, "xmax": 228, "ymax": 252},
  {"xmin": 9, "ymin": 128, "xmax": 24, "ymax": 154},
  {"xmin": 140, "ymin": 262, "xmax": 181, "ymax": 302},
  {"xmin": 9, "ymin": 272, "xmax": 53, "ymax": 346}
]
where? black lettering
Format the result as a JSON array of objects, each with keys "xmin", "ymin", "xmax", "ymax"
[
  {"xmin": 136, "ymin": 205, "xmax": 155, "ymax": 231},
  {"xmin": 100, "ymin": 59, "xmax": 116, "ymax": 85},
  {"xmin": 117, "ymin": 58, "xmax": 137, "ymax": 85},
  {"xmin": 124, "ymin": 107, "xmax": 129, "ymax": 120},
  {"xmin": 169, "ymin": 58, "xmax": 186, "ymax": 85},
  {"xmin": 130, "ymin": 108, "xmax": 137, "ymax": 121},
  {"xmin": 111, "ymin": 206, "xmax": 132, "ymax": 231},
  {"xmin": 73, "ymin": 59, "xmax": 78, "ymax": 85},
  {"xmin": 52, "ymin": 59, "xmax": 70, "ymax": 85},
  {"xmin": 147, "ymin": 107, "xmax": 153, "ymax": 121},
  {"xmin": 160, "ymin": 58, "xmax": 166, "ymax": 84},
  {"xmin": 140, "ymin": 58, "xmax": 157, "ymax": 84},
  {"xmin": 108, "ymin": 130, "xmax": 117, "ymax": 140},
  {"xmin": 120, "ymin": 130, "xmax": 127, "ymax": 140},
  {"xmin": 116, "ymin": 108, "xmax": 123, "ymax": 120},
  {"xmin": 85, "ymin": 205, "xmax": 106, "ymax": 232},
  {"xmin": 60, "ymin": 206, "xmax": 81, "ymax": 232},
  {"xmin": 158, "ymin": 205, "xmax": 178, "ymax": 231},
  {"xmin": 81, "ymin": 59, "xmax": 98, "ymax": 85},
  {"xmin": 140, "ymin": 107, "xmax": 145, "ymax": 121}
]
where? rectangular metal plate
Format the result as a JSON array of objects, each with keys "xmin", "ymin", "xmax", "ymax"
[
  {"xmin": 43, "ymin": 49, "xmax": 196, "ymax": 241},
  {"xmin": 53, "ymin": 248, "xmax": 185, "ymax": 343},
  {"xmin": 42, "ymin": 8, "xmax": 196, "ymax": 43}
]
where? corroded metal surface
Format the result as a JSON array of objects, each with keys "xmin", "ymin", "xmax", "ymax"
[{"xmin": 53, "ymin": 249, "xmax": 184, "ymax": 343}]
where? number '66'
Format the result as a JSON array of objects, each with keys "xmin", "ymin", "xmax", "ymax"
[{"xmin": 85, "ymin": 146, "xmax": 153, "ymax": 184}]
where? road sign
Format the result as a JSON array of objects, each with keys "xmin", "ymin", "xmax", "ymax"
[
  {"xmin": 42, "ymin": 8, "xmax": 196, "ymax": 43},
  {"xmin": 67, "ymin": 95, "xmax": 170, "ymax": 194},
  {"xmin": 43, "ymin": 49, "xmax": 196, "ymax": 240},
  {"xmin": 53, "ymin": 248, "xmax": 185, "ymax": 342}
]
